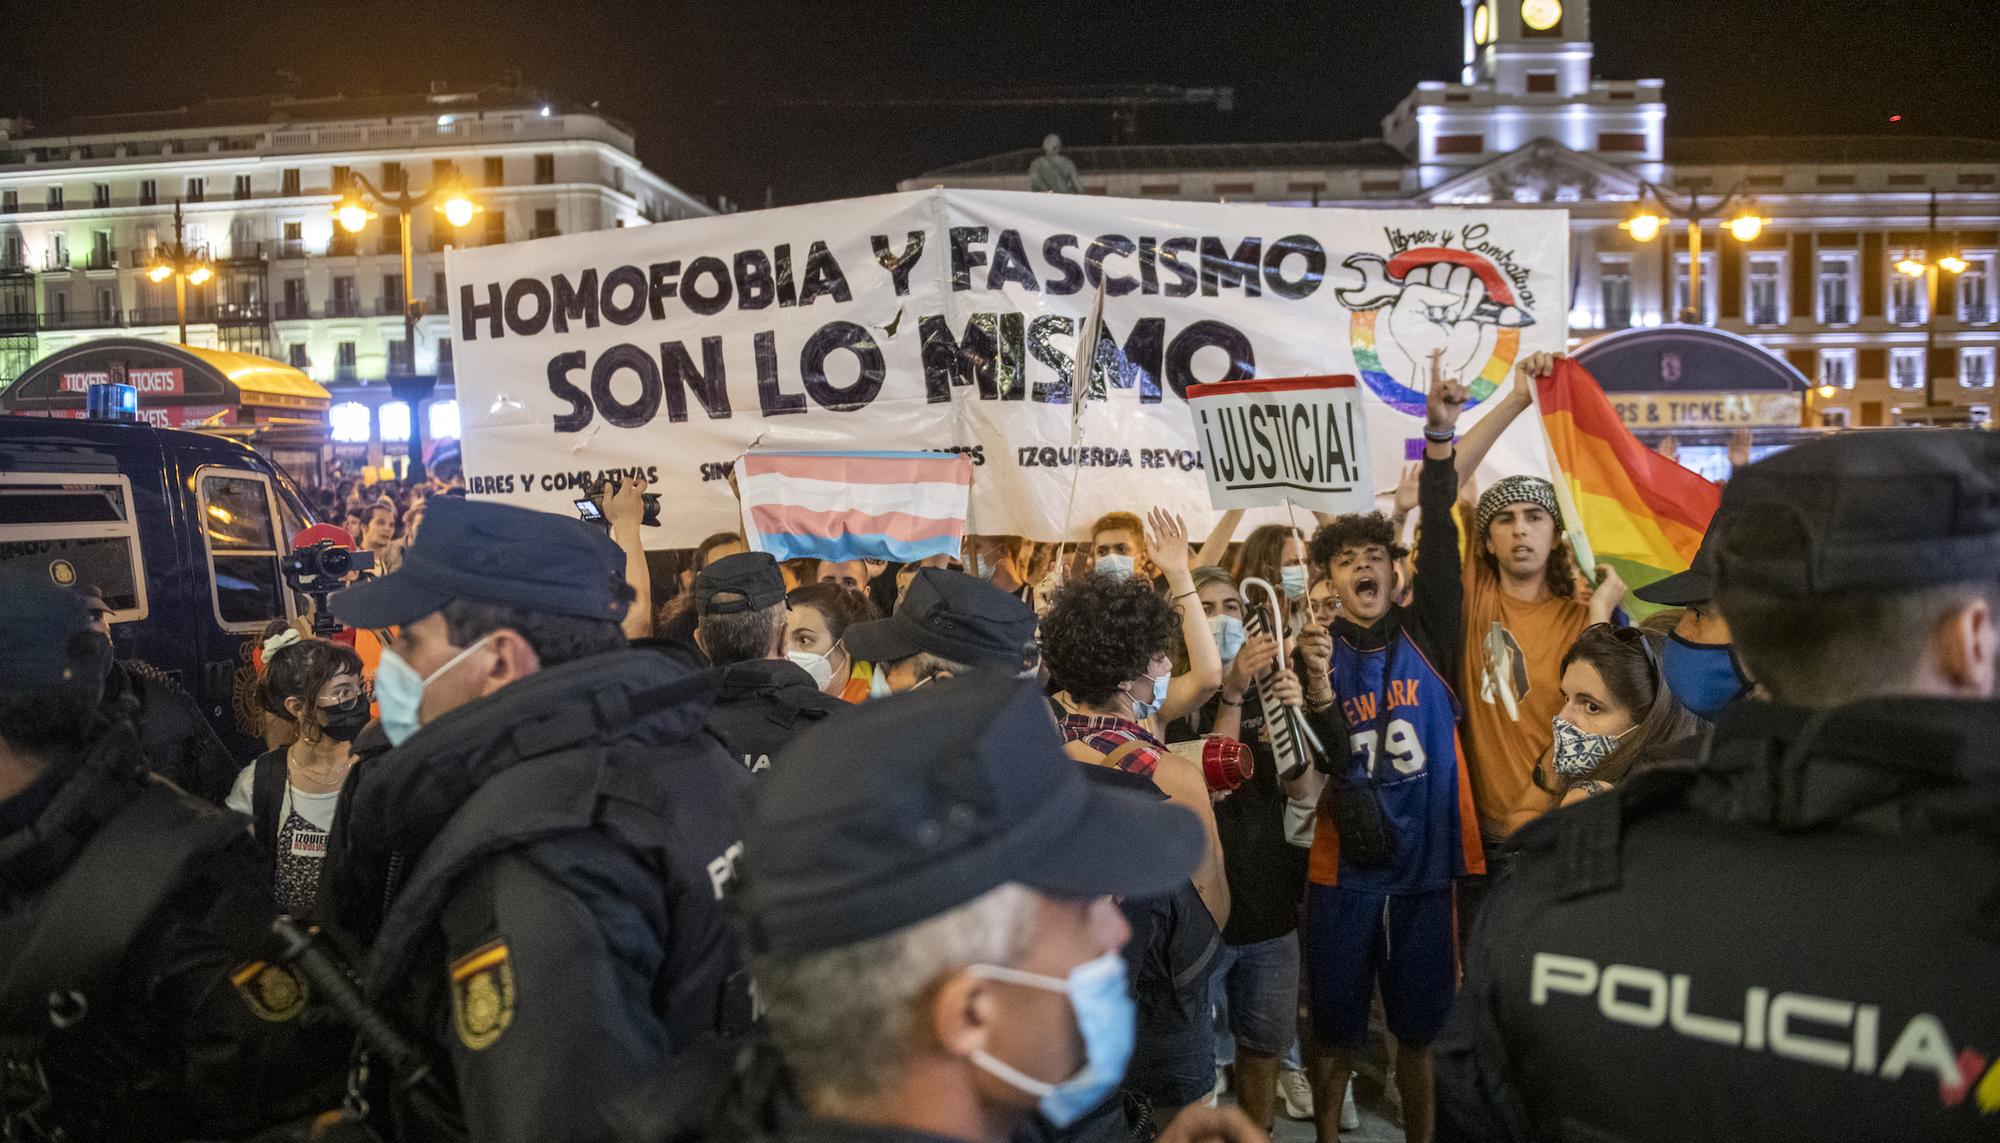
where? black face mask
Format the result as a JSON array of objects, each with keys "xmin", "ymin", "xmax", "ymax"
[{"xmin": 318, "ymin": 694, "xmax": 371, "ymax": 743}]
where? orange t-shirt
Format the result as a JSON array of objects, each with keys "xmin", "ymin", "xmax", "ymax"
[{"xmin": 1459, "ymin": 557, "xmax": 1589, "ymax": 839}]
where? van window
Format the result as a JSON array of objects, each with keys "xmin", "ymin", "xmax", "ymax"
[
  {"xmin": 0, "ymin": 474, "xmax": 149, "ymax": 619},
  {"xmin": 198, "ymin": 469, "xmax": 287, "ymax": 630}
]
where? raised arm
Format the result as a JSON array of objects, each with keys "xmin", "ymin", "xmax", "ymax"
[
  {"xmin": 1453, "ymin": 351, "xmax": 1556, "ymax": 489},
  {"xmin": 1150, "ymin": 508, "xmax": 1224, "ymax": 723},
  {"xmin": 1414, "ymin": 375, "xmax": 1470, "ymax": 680},
  {"xmin": 1195, "ymin": 508, "xmax": 1244, "ymax": 570},
  {"xmin": 605, "ymin": 476, "xmax": 654, "ymax": 641}
]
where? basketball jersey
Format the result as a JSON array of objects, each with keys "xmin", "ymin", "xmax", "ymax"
[{"xmin": 1310, "ymin": 629, "xmax": 1484, "ymax": 894}]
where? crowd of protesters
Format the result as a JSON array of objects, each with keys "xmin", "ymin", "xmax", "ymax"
[{"xmin": 3, "ymin": 351, "xmax": 1995, "ymax": 1143}]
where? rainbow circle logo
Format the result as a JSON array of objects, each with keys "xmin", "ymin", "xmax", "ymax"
[{"xmin": 1346, "ymin": 247, "xmax": 1530, "ymax": 417}]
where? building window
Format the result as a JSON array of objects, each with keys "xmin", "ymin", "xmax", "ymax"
[
  {"xmin": 484, "ymin": 210, "xmax": 506, "ymax": 245},
  {"xmin": 1888, "ymin": 255, "xmax": 1927, "ymax": 324},
  {"xmin": 335, "ymin": 341, "xmax": 358, "ymax": 379},
  {"xmin": 378, "ymin": 401, "xmax": 411, "ymax": 442},
  {"xmin": 1962, "ymin": 348, "xmax": 1996, "ymax": 390},
  {"xmin": 484, "ymin": 156, "xmax": 504, "ymax": 186},
  {"xmin": 382, "ymin": 162, "xmax": 404, "ymax": 191},
  {"xmin": 1526, "ymin": 72, "xmax": 1557, "ymax": 93},
  {"xmin": 1819, "ymin": 348, "xmax": 1856, "ymax": 389},
  {"xmin": 96, "ymin": 287, "xmax": 115, "ymax": 322},
  {"xmin": 1820, "ymin": 406, "xmax": 1852, "ymax": 428},
  {"xmin": 1960, "ymin": 255, "xmax": 1994, "ymax": 323},
  {"xmin": 1433, "ymin": 135, "xmax": 1483, "ymax": 156},
  {"xmin": 332, "ymin": 276, "xmax": 358, "ymax": 317},
  {"xmin": 90, "ymin": 230, "xmax": 112, "ymax": 270},
  {"xmin": 138, "ymin": 179, "xmax": 157, "ymax": 206},
  {"xmin": 1673, "ymin": 254, "xmax": 1717, "ymax": 324},
  {"xmin": 1598, "ymin": 257, "xmax": 1633, "ymax": 329},
  {"xmin": 329, "ymin": 401, "xmax": 371, "ymax": 443},
  {"xmin": 3, "ymin": 234, "xmax": 21, "ymax": 268},
  {"xmin": 331, "ymin": 165, "xmax": 351, "ymax": 192},
  {"xmin": 533, "ymin": 208, "xmax": 558, "ymax": 238},
  {"xmin": 48, "ymin": 234, "xmax": 67, "ymax": 268},
  {"xmin": 46, "ymin": 186, "xmax": 63, "ymax": 210},
  {"xmin": 0, "ymin": 190, "xmax": 14, "ymax": 213},
  {"xmin": 233, "ymin": 174, "xmax": 252, "ymax": 200},
  {"xmin": 1597, "ymin": 133, "xmax": 1648, "ymax": 152},
  {"xmin": 433, "ymin": 271, "xmax": 449, "ymax": 312},
  {"xmin": 429, "ymin": 399, "xmax": 461, "ymax": 441},
  {"xmin": 289, "ymin": 343, "xmax": 311, "ymax": 370},
  {"xmin": 1817, "ymin": 253, "xmax": 1857, "ymax": 325},
  {"xmin": 92, "ymin": 183, "xmax": 110, "ymax": 209},
  {"xmin": 186, "ymin": 177, "xmax": 204, "ymax": 203},
  {"xmin": 282, "ymin": 168, "xmax": 301, "ymax": 196},
  {"xmin": 281, "ymin": 278, "xmax": 308, "ymax": 319},
  {"xmin": 534, "ymin": 154, "xmax": 556, "ymax": 184},
  {"xmin": 383, "ymin": 273, "xmax": 404, "ymax": 315},
  {"xmin": 1747, "ymin": 254, "xmax": 1785, "ymax": 325},
  {"xmin": 1889, "ymin": 348, "xmax": 1926, "ymax": 390}
]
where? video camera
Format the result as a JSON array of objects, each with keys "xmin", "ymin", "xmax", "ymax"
[
  {"xmin": 282, "ymin": 540, "xmax": 376, "ymax": 636},
  {"xmin": 574, "ymin": 474, "xmax": 661, "ymax": 529}
]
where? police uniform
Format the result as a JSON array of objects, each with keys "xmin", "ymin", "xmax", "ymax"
[
  {"xmin": 0, "ymin": 579, "xmax": 345, "ymax": 1141},
  {"xmin": 79, "ymin": 583, "xmax": 241, "ymax": 804},
  {"xmin": 1435, "ymin": 430, "xmax": 2000, "ymax": 1143},
  {"xmin": 842, "ymin": 567, "xmax": 1042, "ymax": 678},
  {"xmin": 693, "ymin": 553, "xmax": 847, "ymax": 774},
  {"xmin": 328, "ymin": 498, "xmax": 756, "ymax": 1143}
]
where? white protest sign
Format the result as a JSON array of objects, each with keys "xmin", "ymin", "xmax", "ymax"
[
  {"xmin": 1185, "ymin": 375, "xmax": 1373, "ymax": 513},
  {"xmin": 445, "ymin": 189, "xmax": 1568, "ymax": 546}
]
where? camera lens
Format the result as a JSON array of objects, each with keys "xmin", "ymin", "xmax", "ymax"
[{"xmin": 319, "ymin": 546, "xmax": 353, "ymax": 577}]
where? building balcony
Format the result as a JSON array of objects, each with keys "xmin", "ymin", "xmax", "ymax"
[
  {"xmin": 377, "ymin": 297, "xmax": 405, "ymax": 316},
  {"xmin": 41, "ymin": 251, "xmax": 70, "ymax": 272},
  {"xmin": 0, "ymin": 311, "xmax": 37, "ymax": 334},
  {"xmin": 1822, "ymin": 305, "xmax": 1856, "ymax": 325},
  {"xmin": 40, "ymin": 310, "xmax": 120, "ymax": 331},
  {"xmin": 83, "ymin": 252, "xmax": 118, "ymax": 272},
  {"xmin": 216, "ymin": 301, "xmax": 268, "ymax": 325},
  {"xmin": 275, "ymin": 300, "xmax": 312, "ymax": 321},
  {"xmin": 1747, "ymin": 306, "xmax": 1783, "ymax": 326},
  {"xmin": 333, "ymin": 363, "xmax": 360, "ymax": 382},
  {"xmin": 327, "ymin": 299, "xmax": 360, "ymax": 318},
  {"xmin": 276, "ymin": 239, "xmax": 307, "ymax": 260},
  {"xmin": 1889, "ymin": 304, "xmax": 1927, "ymax": 325},
  {"xmin": 222, "ymin": 241, "xmax": 268, "ymax": 263},
  {"xmin": 1962, "ymin": 305, "xmax": 1997, "ymax": 324}
]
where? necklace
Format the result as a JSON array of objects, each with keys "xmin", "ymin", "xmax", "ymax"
[{"xmin": 287, "ymin": 740, "xmax": 354, "ymax": 794}]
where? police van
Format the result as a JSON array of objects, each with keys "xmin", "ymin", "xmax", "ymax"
[{"xmin": 0, "ymin": 413, "xmax": 314, "ymax": 756}]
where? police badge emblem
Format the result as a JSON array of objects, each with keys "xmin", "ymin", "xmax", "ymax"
[{"xmin": 449, "ymin": 939, "xmax": 515, "ymax": 1051}]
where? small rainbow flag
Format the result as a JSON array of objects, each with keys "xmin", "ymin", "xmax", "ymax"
[
  {"xmin": 1534, "ymin": 359, "xmax": 1720, "ymax": 609},
  {"xmin": 739, "ymin": 450, "xmax": 973, "ymax": 564}
]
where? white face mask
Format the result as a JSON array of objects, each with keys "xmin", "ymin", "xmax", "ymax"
[{"xmin": 787, "ymin": 649, "xmax": 835, "ymax": 689}]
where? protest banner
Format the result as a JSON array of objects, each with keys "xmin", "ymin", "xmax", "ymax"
[
  {"xmin": 1185, "ymin": 375, "xmax": 1373, "ymax": 514},
  {"xmin": 445, "ymin": 189, "xmax": 1568, "ymax": 546}
]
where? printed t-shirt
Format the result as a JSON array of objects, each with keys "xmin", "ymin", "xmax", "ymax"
[{"xmin": 1458, "ymin": 557, "xmax": 1588, "ymax": 838}]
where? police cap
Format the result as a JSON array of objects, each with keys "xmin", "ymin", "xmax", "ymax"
[
  {"xmin": 736, "ymin": 676, "xmax": 1203, "ymax": 955},
  {"xmin": 1711, "ymin": 428, "xmax": 2000, "ymax": 599},
  {"xmin": 842, "ymin": 568, "xmax": 1037, "ymax": 672},
  {"xmin": 696, "ymin": 552, "xmax": 786, "ymax": 617},
  {"xmin": 332, "ymin": 497, "xmax": 629, "ymax": 627},
  {"xmin": 0, "ymin": 575, "xmax": 93, "ymax": 687}
]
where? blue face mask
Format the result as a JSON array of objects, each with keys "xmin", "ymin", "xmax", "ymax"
[
  {"xmin": 1661, "ymin": 633, "xmax": 1748, "ymax": 722},
  {"xmin": 1095, "ymin": 554, "xmax": 1135, "ymax": 580},
  {"xmin": 1209, "ymin": 614, "xmax": 1247, "ymax": 664},
  {"xmin": 1280, "ymin": 564, "xmax": 1309, "ymax": 600},
  {"xmin": 375, "ymin": 635, "xmax": 494, "ymax": 747},
  {"xmin": 1126, "ymin": 670, "xmax": 1169, "ymax": 721},
  {"xmin": 969, "ymin": 951, "xmax": 1135, "ymax": 1128}
]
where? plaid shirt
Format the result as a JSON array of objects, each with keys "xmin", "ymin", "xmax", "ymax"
[{"xmin": 1057, "ymin": 712, "xmax": 1167, "ymax": 778}]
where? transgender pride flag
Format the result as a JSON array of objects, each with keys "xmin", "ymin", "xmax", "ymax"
[{"xmin": 739, "ymin": 450, "xmax": 974, "ymax": 563}]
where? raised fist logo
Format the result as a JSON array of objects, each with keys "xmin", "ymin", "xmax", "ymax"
[{"xmin": 1340, "ymin": 253, "xmax": 1534, "ymax": 393}]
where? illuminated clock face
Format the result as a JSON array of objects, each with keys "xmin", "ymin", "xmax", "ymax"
[
  {"xmin": 1473, "ymin": 3, "xmax": 1493, "ymax": 45},
  {"xmin": 1521, "ymin": 0, "xmax": 1563, "ymax": 30}
]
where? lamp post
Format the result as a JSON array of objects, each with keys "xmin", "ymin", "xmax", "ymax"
[
  {"xmin": 1893, "ymin": 191, "xmax": 1968, "ymax": 409},
  {"xmin": 1619, "ymin": 181, "xmax": 1769, "ymax": 325},
  {"xmin": 331, "ymin": 173, "xmax": 482, "ymax": 482},
  {"xmin": 145, "ymin": 201, "xmax": 215, "ymax": 345}
]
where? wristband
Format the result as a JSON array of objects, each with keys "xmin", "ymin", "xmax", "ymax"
[
  {"xmin": 1174, "ymin": 590, "xmax": 1199, "ymax": 602},
  {"xmin": 1423, "ymin": 425, "xmax": 1457, "ymax": 443}
]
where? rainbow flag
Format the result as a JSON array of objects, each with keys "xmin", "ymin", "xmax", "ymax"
[
  {"xmin": 1534, "ymin": 360, "xmax": 1720, "ymax": 610},
  {"xmin": 739, "ymin": 450, "xmax": 973, "ymax": 563}
]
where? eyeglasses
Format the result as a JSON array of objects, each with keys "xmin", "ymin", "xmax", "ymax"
[{"xmin": 320, "ymin": 680, "xmax": 373, "ymax": 706}]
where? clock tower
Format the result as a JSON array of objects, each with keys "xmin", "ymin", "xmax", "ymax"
[{"xmin": 1384, "ymin": 0, "xmax": 1665, "ymax": 189}]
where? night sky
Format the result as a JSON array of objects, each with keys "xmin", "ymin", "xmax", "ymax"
[{"xmin": 8, "ymin": 0, "xmax": 1996, "ymax": 209}]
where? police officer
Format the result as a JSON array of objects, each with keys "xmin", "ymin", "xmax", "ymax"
[
  {"xmin": 710, "ymin": 676, "xmax": 1263, "ymax": 1143},
  {"xmin": 76, "ymin": 582, "xmax": 240, "ymax": 803},
  {"xmin": 1435, "ymin": 429, "xmax": 2000, "ymax": 1142},
  {"xmin": 324, "ymin": 496, "xmax": 754, "ymax": 1143},
  {"xmin": 0, "ymin": 577, "xmax": 343, "ymax": 1141},
  {"xmin": 693, "ymin": 552, "xmax": 847, "ymax": 774},
  {"xmin": 841, "ymin": 567, "xmax": 1040, "ymax": 694}
]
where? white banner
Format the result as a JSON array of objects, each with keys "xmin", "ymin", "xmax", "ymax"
[
  {"xmin": 446, "ymin": 189, "xmax": 1568, "ymax": 546},
  {"xmin": 1186, "ymin": 376, "xmax": 1374, "ymax": 513}
]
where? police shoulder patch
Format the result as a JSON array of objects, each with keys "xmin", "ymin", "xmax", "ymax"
[
  {"xmin": 230, "ymin": 959, "xmax": 309, "ymax": 1022},
  {"xmin": 449, "ymin": 939, "xmax": 515, "ymax": 1051}
]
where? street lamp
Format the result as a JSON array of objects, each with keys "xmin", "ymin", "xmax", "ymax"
[
  {"xmin": 331, "ymin": 172, "xmax": 483, "ymax": 481},
  {"xmin": 1620, "ymin": 181, "xmax": 1768, "ymax": 324},
  {"xmin": 144, "ymin": 201, "xmax": 215, "ymax": 344},
  {"xmin": 1892, "ymin": 190, "xmax": 1968, "ymax": 409}
]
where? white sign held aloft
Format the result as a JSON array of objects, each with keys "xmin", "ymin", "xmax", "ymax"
[{"xmin": 1185, "ymin": 375, "xmax": 1374, "ymax": 514}]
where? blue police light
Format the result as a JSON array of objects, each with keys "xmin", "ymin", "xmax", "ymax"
[{"xmin": 85, "ymin": 382, "xmax": 139, "ymax": 422}]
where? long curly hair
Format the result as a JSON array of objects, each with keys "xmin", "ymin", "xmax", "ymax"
[{"xmin": 1040, "ymin": 572, "xmax": 1177, "ymax": 707}]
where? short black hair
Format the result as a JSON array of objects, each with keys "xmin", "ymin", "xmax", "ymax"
[
  {"xmin": 698, "ymin": 602, "xmax": 786, "ymax": 666},
  {"xmin": 260, "ymin": 638, "xmax": 364, "ymax": 717},
  {"xmin": 1719, "ymin": 580, "xmax": 2000, "ymax": 706},
  {"xmin": 1040, "ymin": 573, "xmax": 1177, "ymax": 707},
  {"xmin": 0, "ymin": 632, "xmax": 112, "ymax": 756},
  {"xmin": 441, "ymin": 580, "xmax": 635, "ymax": 668},
  {"xmin": 1309, "ymin": 513, "xmax": 1397, "ymax": 572}
]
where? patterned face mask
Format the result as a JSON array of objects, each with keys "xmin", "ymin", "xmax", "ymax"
[{"xmin": 1551, "ymin": 716, "xmax": 1627, "ymax": 778}]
